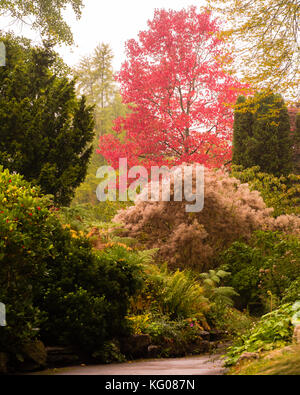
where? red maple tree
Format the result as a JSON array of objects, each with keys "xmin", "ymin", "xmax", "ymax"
[{"xmin": 98, "ymin": 7, "xmax": 248, "ymax": 172}]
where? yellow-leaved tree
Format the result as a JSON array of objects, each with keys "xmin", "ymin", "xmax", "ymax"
[{"xmin": 208, "ymin": 0, "xmax": 299, "ymax": 101}]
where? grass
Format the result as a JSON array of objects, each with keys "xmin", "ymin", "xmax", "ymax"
[{"xmin": 228, "ymin": 344, "xmax": 300, "ymax": 375}]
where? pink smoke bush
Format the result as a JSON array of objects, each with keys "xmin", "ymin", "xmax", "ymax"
[{"xmin": 114, "ymin": 165, "xmax": 300, "ymax": 271}]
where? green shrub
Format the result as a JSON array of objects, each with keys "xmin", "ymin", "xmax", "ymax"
[
  {"xmin": 130, "ymin": 262, "xmax": 210, "ymax": 325},
  {"xmin": 199, "ymin": 269, "xmax": 239, "ymax": 306},
  {"xmin": 225, "ymin": 303, "xmax": 300, "ymax": 366},
  {"xmin": 0, "ymin": 167, "xmax": 56, "ymax": 356},
  {"xmin": 127, "ymin": 313, "xmax": 205, "ymax": 355},
  {"xmin": 160, "ymin": 269, "xmax": 208, "ymax": 320},
  {"xmin": 141, "ymin": 315, "xmax": 188, "ymax": 344},
  {"xmin": 282, "ymin": 278, "xmax": 300, "ymax": 304},
  {"xmin": 60, "ymin": 201, "xmax": 132, "ymax": 232},
  {"xmin": 127, "ymin": 262, "xmax": 249, "ymax": 347},
  {"xmin": 198, "ymin": 269, "xmax": 243, "ymax": 333},
  {"xmin": 0, "ymin": 35, "xmax": 95, "ymax": 206},
  {"xmin": 208, "ymin": 307, "xmax": 255, "ymax": 337},
  {"xmin": 36, "ymin": 242, "xmax": 143, "ymax": 357},
  {"xmin": 222, "ymin": 231, "xmax": 300, "ymax": 312},
  {"xmin": 232, "ymin": 92, "xmax": 294, "ymax": 177},
  {"xmin": 221, "ymin": 242, "xmax": 264, "ymax": 311},
  {"xmin": 231, "ymin": 165, "xmax": 300, "ymax": 216},
  {"xmin": 0, "ymin": 167, "xmax": 142, "ymax": 363}
]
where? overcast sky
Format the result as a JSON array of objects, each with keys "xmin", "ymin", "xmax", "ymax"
[{"xmin": 0, "ymin": 0, "xmax": 207, "ymax": 71}]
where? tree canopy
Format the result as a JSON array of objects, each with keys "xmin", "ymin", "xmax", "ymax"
[
  {"xmin": 232, "ymin": 92, "xmax": 293, "ymax": 176},
  {"xmin": 208, "ymin": 0, "xmax": 300, "ymax": 101},
  {"xmin": 0, "ymin": 0, "xmax": 84, "ymax": 44},
  {"xmin": 98, "ymin": 7, "xmax": 247, "ymax": 172}
]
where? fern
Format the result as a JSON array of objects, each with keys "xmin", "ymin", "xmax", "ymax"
[
  {"xmin": 137, "ymin": 249, "xmax": 159, "ymax": 265},
  {"xmin": 162, "ymin": 270, "xmax": 209, "ymax": 319},
  {"xmin": 199, "ymin": 269, "xmax": 238, "ymax": 306}
]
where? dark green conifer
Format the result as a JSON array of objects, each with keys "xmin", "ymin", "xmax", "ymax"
[
  {"xmin": 0, "ymin": 35, "xmax": 95, "ymax": 205},
  {"xmin": 232, "ymin": 92, "xmax": 293, "ymax": 176}
]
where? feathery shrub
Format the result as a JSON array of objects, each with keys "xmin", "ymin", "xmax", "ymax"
[{"xmin": 114, "ymin": 165, "xmax": 300, "ymax": 271}]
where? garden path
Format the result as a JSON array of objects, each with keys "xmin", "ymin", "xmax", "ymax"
[{"xmin": 34, "ymin": 353, "xmax": 226, "ymax": 375}]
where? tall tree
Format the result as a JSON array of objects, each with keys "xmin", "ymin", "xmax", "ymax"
[
  {"xmin": 0, "ymin": 34, "xmax": 94, "ymax": 206},
  {"xmin": 72, "ymin": 44, "xmax": 127, "ymax": 204},
  {"xmin": 232, "ymin": 92, "xmax": 294, "ymax": 176},
  {"xmin": 0, "ymin": 0, "xmax": 84, "ymax": 44},
  {"xmin": 74, "ymin": 43, "xmax": 120, "ymax": 138},
  {"xmin": 232, "ymin": 96, "xmax": 254, "ymax": 167},
  {"xmin": 97, "ymin": 7, "xmax": 247, "ymax": 172},
  {"xmin": 208, "ymin": 0, "xmax": 300, "ymax": 100},
  {"xmin": 291, "ymin": 108, "xmax": 300, "ymax": 174}
]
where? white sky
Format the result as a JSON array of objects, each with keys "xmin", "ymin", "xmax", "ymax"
[{"xmin": 0, "ymin": 0, "xmax": 207, "ymax": 72}]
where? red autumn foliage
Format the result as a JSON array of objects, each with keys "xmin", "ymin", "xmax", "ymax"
[{"xmin": 98, "ymin": 7, "xmax": 248, "ymax": 172}]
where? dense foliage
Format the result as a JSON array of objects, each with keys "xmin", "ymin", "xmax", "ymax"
[
  {"xmin": 98, "ymin": 7, "xmax": 247, "ymax": 172},
  {"xmin": 0, "ymin": 35, "xmax": 95, "ymax": 206},
  {"xmin": 36, "ymin": 243, "xmax": 143, "ymax": 356},
  {"xmin": 282, "ymin": 278, "xmax": 300, "ymax": 304},
  {"xmin": 0, "ymin": 166, "xmax": 54, "ymax": 356},
  {"xmin": 231, "ymin": 165, "xmax": 300, "ymax": 216},
  {"xmin": 127, "ymin": 258, "xmax": 240, "ymax": 354},
  {"xmin": 222, "ymin": 231, "xmax": 300, "ymax": 313},
  {"xmin": 0, "ymin": 168, "xmax": 142, "ymax": 364},
  {"xmin": 129, "ymin": 260, "xmax": 209, "ymax": 323},
  {"xmin": 208, "ymin": 0, "xmax": 300, "ymax": 100},
  {"xmin": 225, "ymin": 303, "xmax": 300, "ymax": 366},
  {"xmin": 114, "ymin": 165, "xmax": 300, "ymax": 271},
  {"xmin": 232, "ymin": 92, "xmax": 293, "ymax": 176}
]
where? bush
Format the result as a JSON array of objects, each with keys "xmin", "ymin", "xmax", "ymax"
[
  {"xmin": 36, "ymin": 242, "xmax": 143, "ymax": 357},
  {"xmin": 0, "ymin": 167, "xmax": 143, "ymax": 363},
  {"xmin": 129, "ymin": 261, "xmax": 210, "ymax": 325},
  {"xmin": 131, "ymin": 315, "xmax": 189, "ymax": 345},
  {"xmin": 225, "ymin": 303, "xmax": 300, "ymax": 366},
  {"xmin": 222, "ymin": 231, "xmax": 300, "ymax": 312},
  {"xmin": 0, "ymin": 167, "xmax": 56, "ymax": 356},
  {"xmin": 207, "ymin": 307, "xmax": 254, "ymax": 337},
  {"xmin": 221, "ymin": 242, "xmax": 263, "ymax": 311},
  {"xmin": 59, "ymin": 202, "xmax": 133, "ymax": 233},
  {"xmin": 282, "ymin": 278, "xmax": 300, "ymax": 304},
  {"xmin": 128, "ymin": 259, "xmax": 241, "ymax": 339},
  {"xmin": 159, "ymin": 270, "xmax": 208, "ymax": 320},
  {"xmin": 198, "ymin": 269, "xmax": 242, "ymax": 333},
  {"xmin": 231, "ymin": 165, "xmax": 300, "ymax": 216},
  {"xmin": 114, "ymin": 165, "xmax": 300, "ymax": 271}
]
